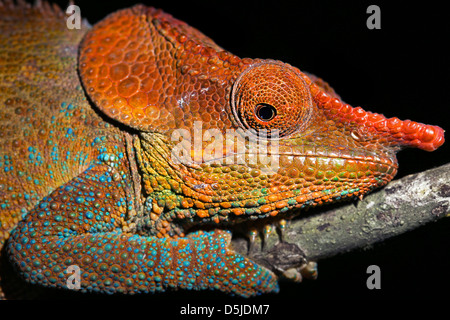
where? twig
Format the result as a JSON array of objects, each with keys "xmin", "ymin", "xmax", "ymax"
[{"xmin": 232, "ymin": 162, "xmax": 450, "ymax": 278}]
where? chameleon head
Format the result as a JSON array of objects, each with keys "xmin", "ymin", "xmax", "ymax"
[
  {"xmin": 227, "ymin": 59, "xmax": 445, "ymax": 219},
  {"xmin": 79, "ymin": 5, "xmax": 445, "ymax": 230}
]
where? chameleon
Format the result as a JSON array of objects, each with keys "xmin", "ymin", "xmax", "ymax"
[{"xmin": 0, "ymin": 0, "xmax": 445, "ymax": 299}]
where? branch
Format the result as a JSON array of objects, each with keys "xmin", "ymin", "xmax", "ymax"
[{"xmin": 232, "ymin": 162, "xmax": 450, "ymax": 279}]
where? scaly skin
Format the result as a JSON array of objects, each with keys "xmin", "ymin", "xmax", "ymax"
[{"xmin": 0, "ymin": 2, "xmax": 444, "ymax": 298}]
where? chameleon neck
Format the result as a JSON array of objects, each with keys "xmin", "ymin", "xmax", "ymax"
[{"xmin": 131, "ymin": 133, "xmax": 189, "ymax": 237}]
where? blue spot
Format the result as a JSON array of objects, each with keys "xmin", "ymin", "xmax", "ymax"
[{"xmin": 75, "ymin": 197, "xmax": 84, "ymax": 204}]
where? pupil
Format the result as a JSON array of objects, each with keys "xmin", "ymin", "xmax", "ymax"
[{"xmin": 256, "ymin": 103, "xmax": 276, "ymax": 121}]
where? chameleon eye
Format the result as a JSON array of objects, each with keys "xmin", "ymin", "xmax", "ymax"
[
  {"xmin": 231, "ymin": 61, "xmax": 313, "ymax": 137},
  {"xmin": 255, "ymin": 103, "xmax": 277, "ymax": 122}
]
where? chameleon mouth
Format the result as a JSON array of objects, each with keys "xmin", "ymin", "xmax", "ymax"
[
  {"xmin": 187, "ymin": 142, "xmax": 398, "ymax": 175},
  {"xmin": 197, "ymin": 149, "xmax": 397, "ymax": 167}
]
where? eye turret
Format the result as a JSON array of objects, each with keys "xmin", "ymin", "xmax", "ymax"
[{"xmin": 231, "ymin": 61, "xmax": 313, "ymax": 138}]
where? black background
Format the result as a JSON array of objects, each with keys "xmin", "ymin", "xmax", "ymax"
[{"xmin": 47, "ymin": 0, "xmax": 450, "ymax": 303}]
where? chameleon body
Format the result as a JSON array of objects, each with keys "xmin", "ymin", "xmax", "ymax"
[{"xmin": 0, "ymin": 1, "xmax": 444, "ymax": 298}]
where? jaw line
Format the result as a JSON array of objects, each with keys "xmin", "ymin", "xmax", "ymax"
[{"xmin": 181, "ymin": 150, "xmax": 398, "ymax": 170}]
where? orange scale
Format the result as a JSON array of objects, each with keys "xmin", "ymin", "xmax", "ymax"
[
  {"xmin": 105, "ymin": 49, "xmax": 124, "ymax": 64},
  {"xmin": 124, "ymin": 49, "xmax": 139, "ymax": 62},
  {"xmin": 275, "ymin": 201, "xmax": 287, "ymax": 209},
  {"xmin": 129, "ymin": 92, "xmax": 148, "ymax": 109},
  {"xmin": 421, "ymin": 126, "xmax": 439, "ymax": 143},
  {"xmin": 269, "ymin": 210, "xmax": 279, "ymax": 217},
  {"xmin": 231, "ymin": 208, "xmax": 244, "ymax": 216},
  {"xmin": 109, "ymin": 63, "xmax": 130, "ymax": 81},
  {"xmin": 386, "ymin": 117, "xmax": 402, "ymax": 130},
  {"xmin": 295, "ymin": 195, "xmax": 307, "ymax": 204},
  {"xmin": 131, "ymin": 63, "xmax": 145, "ymax": 76},
  {"xmin": 86, "ymin": 55, "xmax": 104, "ymax": 67},
  {"xmin": 402, "ymin": 120, "xmax": 419, "ymax": 134},
  {"xmin": 96, "ymin": 78, "xmax": 112, "ymax": 92},
  {"xmin": 117, "ymin": 77, "xmax": 140, "ymax": 97},
  {"xmin": 113, "ymin": 97, "xmax": 127, "ymax": 108},
  {"xmin": 367, "ymin": 112, "xmax": 385, "ymax": 123},
  {"xmin": 330, "ymin": 98, "xmax": 341, "ymax": 109}
]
